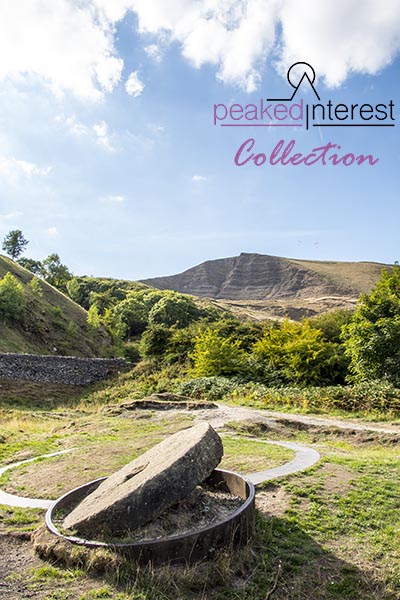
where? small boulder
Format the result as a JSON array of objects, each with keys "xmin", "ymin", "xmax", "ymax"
[{"xmin": 63, "ymin": 422, "xmax": 223, "ymax": 539}]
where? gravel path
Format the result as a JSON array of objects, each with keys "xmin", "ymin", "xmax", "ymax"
[{"xmin": 193, "ymin": 403, "xmax": 400, "ymax": 434}]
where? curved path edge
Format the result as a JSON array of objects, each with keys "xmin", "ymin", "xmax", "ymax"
[
  {"xmin": 0, "ymin": 442, "xmax": 320, "ymax": 509},
  {"xmin": 0, "ymin": 449, "xmax": 76, "ymax": 509}
]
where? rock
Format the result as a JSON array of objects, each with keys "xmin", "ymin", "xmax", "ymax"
[
  {"xmin": 63, "ymin": 422, "xmax": 223, "ymax": 538},
  {"xmin": 149, "ymin": 392, "xmax": 192, "ymax": 402},
  {"xmin": 116, "ymin": 399, "xmax": 218, "ymax": 412}
]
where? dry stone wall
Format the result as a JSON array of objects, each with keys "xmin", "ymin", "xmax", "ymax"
[{"xmin": 0, "ymin": 353, "xmax": 128, "ymax": 386}]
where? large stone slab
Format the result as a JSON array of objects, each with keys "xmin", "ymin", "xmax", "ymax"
[{"xmin": 63, "ymin": 422, "xmax": 223, "ymax": 538}]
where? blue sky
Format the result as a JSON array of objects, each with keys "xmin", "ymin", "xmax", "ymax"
[{"xmin": 0, "ymin": 1, "xmax": 400, "ymax": 279}]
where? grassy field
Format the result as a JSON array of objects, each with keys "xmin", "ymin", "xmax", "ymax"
[{"xmin": 0, "ymin": 381, "xmax": 399, "ymax": 599}]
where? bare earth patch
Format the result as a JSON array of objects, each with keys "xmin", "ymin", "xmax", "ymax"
[{"xmin": 255, "ymin": 485, "xmax": 291, "ymax": 518}]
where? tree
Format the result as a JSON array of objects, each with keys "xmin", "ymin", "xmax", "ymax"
[
  {"xmin": 0, "ymin": 272, "xmax": 25, "ymax": 320},
  {"xmin": 253, "ymin": 319, "xmax": 347, "ymax": 385},
  {"xmin": 342, "ymin": 267, "xmax": 400, "ymax": 386},
  {"xmin": 148, "ymin": 292, "xmax": 202, "ymax": 328},
  {"xmin": 2, "ymin": 230, "xmax": 28, "ymax": 260},
  {"xmin": 87, "ymin": 305, "xmax": 102, "ymax": 330},
  {"xmin": 140, "ymin": 324, "xmax": 172, "ymax": 358},
  {"xmin": 40, "ymin": 253, "xmax": 72, "ymax": 292},
  {"xmin": 189, "ymin": 328, "xmax": 246, "ymax": 377},
  {"xmin": 18, "ymin": 257, "xmax": 42, "ymax": 275}
]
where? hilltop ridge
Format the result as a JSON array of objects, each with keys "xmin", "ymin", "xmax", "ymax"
[{"xmin": 142, "ymin": 252, "xmax": 390, "ymax": 319}]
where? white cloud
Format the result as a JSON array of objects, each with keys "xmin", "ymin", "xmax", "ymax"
[
  {"xmin": 276, "ymin": 0, "xmax": 400, "ymax": 87},
  {"xmin": 0, "ymin": 0, "xmax": 124, "ymax": 100},
  {"xmin": 56, "ymin": 114, "xmax": 90, "ymax": 136},
  {"xmin": 192, "ymin": 174, "xmax": 207, "ymax": 182},
  {"xmin": 0, "ymin": 156, "xmax": 51, "ymax": 182},
  {"xmin": 47, "ymin": 226, "xmax": 58, "ymax": 236},
  {"xmin": 128, "ymin": 0, "xmax": 400, "ymax": 90},
  {"xmin": 93, "ymin": 121, "xmax": 115, "ymax": 150},
  {"xmin": 125, "ymin": 71, "xmax": 145, "ymax": 97},
  {"xmin": 99, "ymin": 194, "xmax": 126, "ymax": 203},
  {"xmin": 0, "ymin": 1, "xmax": 400, "ymax": 98},
  {"xmin": 56, "ymin": 115, "xmax": 116, "ymax": 149}
]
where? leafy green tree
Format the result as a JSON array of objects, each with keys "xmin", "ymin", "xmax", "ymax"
[
  {"xmin": 88, "ymin": 290, "xmax": 115, "ymax": 314},
  {"xmin": 310, "ymin": 309, "xmax": 353, "ymax": 343},
  {"xmin": 148, "ymin": 292, "xmax": 202, "ymax": 328},
  {"xmin": 66, "ymin": 277, "xmax": 85, "ymax": 305},
  {"xmin": 189, "ymin": 328, "xmax": 246, "ymax": 377},
  {"xmin": 253, "ymin": 319, "xmax": 346, "ymax": 385},
  {"xmin": 342, "ymin": 267, "xmax": 400, "ymax": 385},
  {"xmin": 0, "ymin": 272, "xmax": 25, "ymax": 320},
  {"xmin": 140, "ymin": 324, "xmax": 172, "ymax": 358},
  {"xmin": 18, "ymin": 257, "xmax": 42, "ymax": 275},
  {"xmin": 87, "ymin": 305, "xmax": 102, "ymax": 330},
  {"xmin": 2, "ymin": 230, "xmax": 28, "ymax": 260},
  {"xmin": 109, "ymin": 289, "xmax": 165, "ymax": 338},
  {"xmin": 40, "ymin": 253, "xmax": 72, "ymax": 292}
]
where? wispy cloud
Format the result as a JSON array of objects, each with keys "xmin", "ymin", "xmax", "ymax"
[
  {"xmin": 0, "ymin": 155, "xmax": 51, "ymax": 182},
  {"xmin": 98, "ymin": 194, "xmax": 126, "ymax": 204},
  {"xmin": 47, "ymin": 226, "xmax": 58, "ymax": 236},
  {"xmin": 55, "ymin": 114, "xmax": 90, "ymax": 136},
  {"xmin": 144, "ymin": 44, "xmax": 163, "ymax": 62},
  {"xmin": 92, "ymin": 121, "xmax": 115, "ymax": 150},
  {"xmin": 56, "ymin": 115, "xmax": 116, "ymax": 150},
  {"xmin": 192, "ymin": 174, "xmax": 208, "ymax": 182}
]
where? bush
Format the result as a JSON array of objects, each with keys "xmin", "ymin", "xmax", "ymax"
[
  {"xmin": 189, "ymin": 328, "xmax": 246, "ymax": 377},
  {"xmin": 179, "ymin": 378, "xmax": 400, "ymax": 413},
  {"xmin": 0, "ymin": 272, "xmax": 25, "ymax": 320},
  {"xmin": 179, "ymin": 376, "xmax": 241, "ymax": 400},
  {"xmin": 253, "ymin": 319, "xmax": 348, "ymax": 385}
]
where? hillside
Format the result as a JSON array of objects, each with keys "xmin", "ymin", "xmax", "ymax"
[
  {"xmin": 142, "ymin": 253, "xmax": 391, "ymax": 319},
  {"xmin": 0, "ymin": 256, "xmax": 112, "ymax": 356}
]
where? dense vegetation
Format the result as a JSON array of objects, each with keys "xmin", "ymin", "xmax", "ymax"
[{"xmin": 3, "ymin": 228, "xmax": 400, "ymax": 414}]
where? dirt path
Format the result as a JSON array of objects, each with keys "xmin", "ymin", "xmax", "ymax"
[{"xmin": 190, "ymin": 403, "xmax": 400, "ymax": 434}]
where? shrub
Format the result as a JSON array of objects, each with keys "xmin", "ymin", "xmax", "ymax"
[
  {"xmin": 0, "ymin": 272, "xmax": 25, "ymax": 320},
  {"xmin": 189, "ymin": 328, "xmax": 246, "ymax": 377},
  {"xmin": 253, "ymin": 319, "xmax": 347, "ymax": 385}
]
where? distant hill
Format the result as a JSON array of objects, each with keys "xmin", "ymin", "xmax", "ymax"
[
  {"xmin": 0, "ymin": 256, "xmax": 112, "ymax": 356},
  {"xmin": 142, "ymin": 253, "xmax": 391, "ymax": 319}
]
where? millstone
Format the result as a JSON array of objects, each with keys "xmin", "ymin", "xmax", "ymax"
[{"xmin": 63, "ymin": 422, "xmax": 223, "ymax": 538}]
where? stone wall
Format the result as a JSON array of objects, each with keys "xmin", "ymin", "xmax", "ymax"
[{"xmin": 0, "ymin": 353, "xmax": 129, "ymax": 386}]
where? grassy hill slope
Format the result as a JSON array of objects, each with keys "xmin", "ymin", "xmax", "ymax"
[{"xmin": 0, "ymin": 256, "xmax": 112, "ymax": 356}]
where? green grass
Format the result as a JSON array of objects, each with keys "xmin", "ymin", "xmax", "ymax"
[
  {"xmin": 220, "ymin": 435, "xmax": 293, "ymax": 473},
  {"xmin": 1, "ymin": 377, "xmax": 399, "ymax": 599},
  {"xmin": 0, "ymin": 504, "xmax": 42, "ymax": 533}
]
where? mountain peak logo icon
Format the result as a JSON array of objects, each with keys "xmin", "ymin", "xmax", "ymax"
[{"xmin": 268, "ymin": 62, "xmax": 320, "ymax": 102}]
